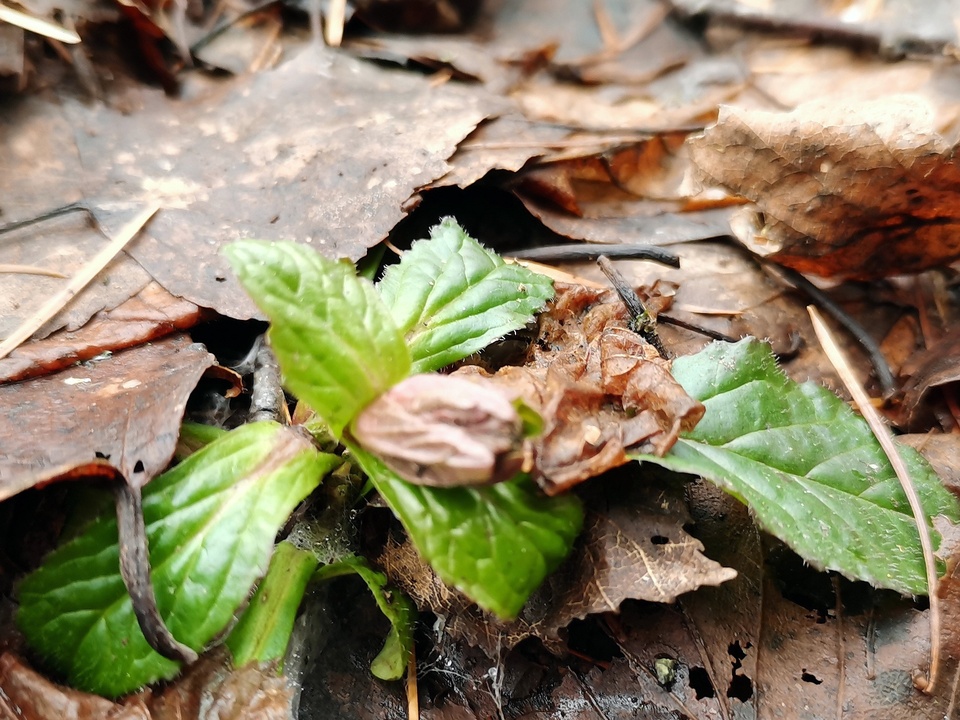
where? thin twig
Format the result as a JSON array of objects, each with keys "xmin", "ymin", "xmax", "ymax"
[
  {"xmin": 597, "ymin": 255, "xmax": 668, "ymax": 358},
  {"xmin": 0, "ymin": 205, "xmax": 158, "ymax": 361},
  {"xmin": 115, "ymin": 482, "xmax": 199, "ymax": 664},
  {"xmin": 506, "ymin": 258, "xmax": 606, "ymax": 289},
  {"xmin": 0, "ymin": 201, "xmax": 88, "ymax": 237},
  {"xmin": 657, "ymin": 314, "xmax": 737, "ymax": 343},
  {"xmin": 510, "ymin": 243, "xmax": 680, "ymax": 267},
  {"xmin": 809, "ymin": 306, "xmax": 940, "ymax": 693},
  {"xmin": 768, "ymin": 264, "xmax": 896, "ymax": 398}
]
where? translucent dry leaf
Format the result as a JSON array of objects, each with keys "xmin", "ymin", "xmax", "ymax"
[{"xmin": 689, "ymin": 95, "xmax": 960, "ymax": 279}]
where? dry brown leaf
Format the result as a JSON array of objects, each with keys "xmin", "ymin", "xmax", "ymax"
[
  {"xmin": 2, "ymin": 44, "xmax": 494, "ymax": 324},
  {"xmin": 0, "ymin": 649, "xmax": 292, "ymax": 720},
  {"xmin": 140, "ymin": 649, "xmax": 292, "ymax": 720},
  {"xmin": 0, "ymin": 334, "xmax": 213, "ymax": 501},
  {"xmin": 0, "ymin": 652, "xmax": 151, "ymax": 719},
  {"xmin": 457, "ymin": 283, "xmax": 703, "ymax": 494},
  {"xmin": 429, "ymin": 114, "xmax": 574, "ymax": 190},
  {"xmin": 518, "ymin": 131, "xmax": 693, "ymax": 204},
  {"xmin": 621, "ymin": 480, "xmax": 957, "ymax": 720},
  {"xmin": 510, "ymin": 132, "xmax": 745, "ymax": 245},
  {"xmin": 671, "ymin": 0, "xmax": 960, "ymax": 58},
  {"xmin": 900, "ymin": 434, "xmax": 960, "ymax": 498},
  {"xmin": 0, "ymin": 281, "xmax": 203, "ymax": 384},
  {"xmin": 71, "ymin": 45, "xmax": 494, "ymax": 321},
  {"xmin": 0, "ymin": 209, "xmax": 152, "ymax": 344},
  {"xmin": 899, "ymin": 328, "xmax": 960, "ymax": 430},
  {"xmin": 689, "ymin": 95, "xmax": 960, "ymax": 280}
]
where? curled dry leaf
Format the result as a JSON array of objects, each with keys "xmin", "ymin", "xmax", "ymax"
[
  {"xmin": 899, "ymin": 327, "xmax": 960, "ymax": 430},
  {"xmin": 457, "ymin": 283, "xmax": 704, "ymax": 495},
  {"xmin": 0, "ymin": 334, "xmax": 214, "ymax": 502},
  {"xmin": 689, "ymin": 95, "xmax": 960, "ymax": 280},
  {"xmin": 350, "ymin": 373, "xmax": 524, "ymax": 487}
]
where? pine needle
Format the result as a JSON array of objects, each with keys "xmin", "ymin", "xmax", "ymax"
[
  {"xmin": 809, "ymin": 305, "xmax": 941, "ymax": 693},
  {"xmin": 0, "ymin": 205, "xmax": 158, "ymax": 361}
]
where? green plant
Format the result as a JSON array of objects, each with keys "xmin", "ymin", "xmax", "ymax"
[
  {"xmin": 17, "ymin": 219, "xmax": 959, "ymax": 699},
  {"xmin": 16, "ymin": 219, "xmax": 576, "ymax": 696},
  {"xmin": 634, "ymin": 339, "xmax": 960, "ymax": 595}
]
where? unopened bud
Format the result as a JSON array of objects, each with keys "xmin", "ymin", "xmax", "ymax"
[{"xmin": 351, "ymin": 374, "xmax": 523, "ymax": 487}]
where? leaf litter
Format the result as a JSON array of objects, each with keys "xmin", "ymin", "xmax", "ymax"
[
  {"xmin": 5, "ymin": 0, "xmax": 960, "ymax": 718},
  {"xmin": 457, "ymin": 282, "xmax": 705, "ymax": 494}
]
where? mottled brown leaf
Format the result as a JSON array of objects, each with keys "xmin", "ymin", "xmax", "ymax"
[
  {"xmin": 2, "ymin": 44, "xmax": 493, "ymax": 327},
  {"xmin": 690, "ymin": 95, "xmax": 960, "ymax": 280},
  {"xmin": 618, "ymin": 480, "xmax": 957, "ymax": 720},
  {"xmin": 0, "ymin": 334, "xmax": 213, "ymax": 500},
  {"xmin": 67, "ymin": 44, "xmax": 492, "ymax": 321}
]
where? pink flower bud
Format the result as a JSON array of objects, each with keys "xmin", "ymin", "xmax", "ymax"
[{"xmin": 351, "ymin": 374, "xmax": 524, "ymax": 487}]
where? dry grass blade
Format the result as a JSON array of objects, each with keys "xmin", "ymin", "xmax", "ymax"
[
  {"xmin": 0, "ymin": 3, "xmax": 81, "ymax": 43},
  {"xmin": 0, "ymin": 264, "xmax": 67, "ymax": 278},
  {"xmin": 808, "ymin": 305, "xmax": 941, "ymax": 694},
  {"xmin": 504, "ymin": 257, "xmax": 605, "ymax": 289},
  {"xmin": 324, "ymin": 0, "xmax": 346, "ymax": 47},
  {"xmin": 0, "ymin": 205, "xmax": 159, "ymax": 362},
  {"xmin": 407, "ymin": 646, "xmax": 419, "ymax": 720}
]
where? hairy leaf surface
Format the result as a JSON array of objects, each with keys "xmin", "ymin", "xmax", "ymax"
[
  {"xmin": 378, "ymin": 218, "xmax": 554, "ymax": 373},
  {"xmin": 635, "ymin": 339, "xmax": 960, "ymax": 595},
  {"xmin": 226, "ymin": 241, "xmax": 410, "ymax": 436},
  {"xmin": 347, "ymin": 441, "xmax": 583, "ymax": 618}
]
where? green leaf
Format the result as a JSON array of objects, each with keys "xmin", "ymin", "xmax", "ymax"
[
  {"xmin": 175, "ymin": 421, "xmax": 227, "ymax": 460},
  {"xmin": 313, "ymin": 556, "xmax": 417, "ymax": 681},
  {"xmin": 346, "ymin": 440, "xmax": 583, "ymax": 618},
  {"xmin": 225, "ymin": 541, "xmax": 319, "ymax": 668},
  {"xmin": 18, "ymin": 423, "xmax": 339, "ymax": 697},
  {"xmin": 634, "ymin": 339, "xmax": 960, "ymax": 596},
  {"xmin": 226, "ymin": 241, "xmax": 411, "ymax": 436},
  {"xmin": 378, "ymin": 218, "xmax": 554, "ymax": 373}
]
